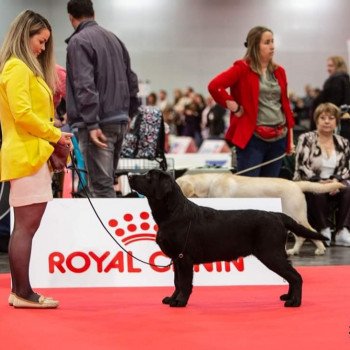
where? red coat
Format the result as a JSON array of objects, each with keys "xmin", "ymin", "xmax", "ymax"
[{"xmin": 208, "ymin": 59, "xmax": 294, "ymax": 152}]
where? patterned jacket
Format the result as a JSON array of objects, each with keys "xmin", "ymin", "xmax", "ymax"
[{"xmin": 293, "ymin": 131, "xmax": 350, "ymax": 181}]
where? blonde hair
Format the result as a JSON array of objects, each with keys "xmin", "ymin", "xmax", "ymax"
[
  {"xmin": 313, "ymin": 102, "xmax": 341, "ymax": 125},
  {"xmin": 328, "ymin": 56, "xmax": 348, "ymax": 74},
  {"xmin": 0, "ymin": 10, "xmax": 56, "ymax": 91},
  {"xmin": 243, "ymin": 26, "xmax": 277, "ymax": 75}
]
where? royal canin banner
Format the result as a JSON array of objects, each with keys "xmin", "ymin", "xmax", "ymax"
[{"xmin": 25, "ymin": 198, "xmax": 286, "ymax": 288}]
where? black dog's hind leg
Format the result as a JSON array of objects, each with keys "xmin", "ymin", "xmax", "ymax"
[
  {"xmin": 164, "ymin": 257, "xmax": 194, "ymax": 307},
  {"xmin": 257, "ymin": 253, "xmax": 303, "ymax": 307}
]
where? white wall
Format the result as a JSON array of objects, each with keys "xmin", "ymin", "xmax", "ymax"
[
  {"xmin": 1, "ymin": 0, "xmax": 350, "ymax": 98},
  {"xmin": 0, "ymin": 0, "xmax": 51, "ymax": 31}
]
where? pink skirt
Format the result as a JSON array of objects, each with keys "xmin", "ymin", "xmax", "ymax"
[{"xmin": 9, "ymin": 163, "xmax": 53, "ymax": 207}]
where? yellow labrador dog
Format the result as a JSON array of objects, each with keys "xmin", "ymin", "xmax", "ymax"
[{"xmin": 176, "ymin": 173, "xmax": 345, "ymax": 255}]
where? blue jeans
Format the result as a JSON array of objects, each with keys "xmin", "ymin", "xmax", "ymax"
[
  {"xmin": 78, "ymin": 123, "xmax": 127, "ymax": 198},
  {"xmin": 236, "ymin": 135, "xmax": 286, "ymax": 177}
]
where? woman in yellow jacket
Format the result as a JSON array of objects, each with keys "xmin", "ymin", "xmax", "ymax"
[{"xmin": 0, "ymin": 10, "xmax": 72, "ymax": 308}]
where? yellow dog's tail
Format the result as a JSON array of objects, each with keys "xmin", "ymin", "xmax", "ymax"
[{"xmin": 296, "ymin": 181, "xmax": 345, "ymax": 194}]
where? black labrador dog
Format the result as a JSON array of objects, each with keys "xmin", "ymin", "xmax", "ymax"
[{"xmin": 128, "ymin": 169, "xmax": 327, "ymax": 308}]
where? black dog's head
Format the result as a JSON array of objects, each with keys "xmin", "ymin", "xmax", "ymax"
[{"xmin": 128, "ymin": 169, "xmax": 175, "ymax": 200}]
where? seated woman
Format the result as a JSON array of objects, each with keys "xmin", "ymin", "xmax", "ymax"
[{"xmin": 294, "ymin": 102, "xmax": 350, "ymax": 246}]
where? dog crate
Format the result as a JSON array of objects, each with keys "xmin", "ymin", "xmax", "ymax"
[{"xmin": 115, "ymin": 157, "xmax": 175, "ymax": 196}]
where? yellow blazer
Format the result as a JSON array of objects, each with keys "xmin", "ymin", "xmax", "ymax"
[{"xmin": 0, "ymin": 57, "xmax": 61, "ymax": 181}]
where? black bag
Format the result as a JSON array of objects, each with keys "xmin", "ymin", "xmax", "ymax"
[{"xmin": 49, "ymin": 143, "xmax": 70, "ymax": 173}]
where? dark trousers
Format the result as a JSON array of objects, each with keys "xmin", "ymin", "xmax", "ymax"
[
  {"xmin": 0, "ymin": 180, "xmax": 10, "ymax": 239},
  {"xmin": 304, "ymin": 186, "xmax": 350, "ymax": 231},
  {"xmin": 0, "ymin": 211, "xmax": 10, "ymax": 252},
  {"xmin": 236, "ymin": 135, "xmax": 286, "ymax": 177}
]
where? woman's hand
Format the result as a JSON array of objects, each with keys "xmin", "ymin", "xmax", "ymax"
[
  {"xmin": 58, "ymin": 132, "xmax": 73, "ymax": 149},
  {"xmin": 320, "ymin": 178, "xmax": 340, "ymax": 195},
  {"xmin": 286, "ymin": 128, "xmax": 295, "ymax": 155},
  {"xmin": 226, "ymin": 100, "xmax": 244, "ymax": 117},
  {"xmin": 287, "ymin": 143, "xmax": 295, "ymax": 155}
]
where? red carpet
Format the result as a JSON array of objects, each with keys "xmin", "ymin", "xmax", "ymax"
[{"xmin": 0, "ymin": 266, "xmax": 349, "ymax": 349}]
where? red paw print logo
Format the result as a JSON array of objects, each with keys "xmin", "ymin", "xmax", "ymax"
[{"xmin": 108, "ymin": 211, "xmax": 158, "ymax": 245}]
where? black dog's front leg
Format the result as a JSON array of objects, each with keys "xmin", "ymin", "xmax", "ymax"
[
  {"xmin": 162, "ymin": 262, "xmax": 181, "ymax": 305},
  {"xmin": 163, "ymin": 257, "xmax": 194, "ymax": 307}
]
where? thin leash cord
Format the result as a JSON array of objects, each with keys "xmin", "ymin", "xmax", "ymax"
[
  {"xmin": 178, "ymin": 220, "xmax": 191, "ymax": 259},
  {"xmin": 234, "ymin": 152, "xmax": 286, "ymax": 175},
  {"xmin": 68, "ymin": 151, "xmax": 173, "ymax": 268}
]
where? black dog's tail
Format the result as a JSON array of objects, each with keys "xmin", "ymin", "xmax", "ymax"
[{"xmin": 274, "ymin": 212, "xmax": 327, "ymax": 241}]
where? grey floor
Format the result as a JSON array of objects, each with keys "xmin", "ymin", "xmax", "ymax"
[{"xmin": 0, "ymin": 240, "xmax": 349, "ymax": 274}]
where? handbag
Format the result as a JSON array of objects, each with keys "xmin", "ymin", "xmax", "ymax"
[
  {"xmin": 49, "ymin": 142, "xmax": 70, "ymax": 173},
  {"xmin": 255, "ymin": 124, "xmax": 286, "ymax": 140}
]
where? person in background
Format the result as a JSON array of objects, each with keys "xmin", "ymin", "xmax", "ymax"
[
  {"xmin": 172, "ymin": 88, "xmax": 185, "ymax": 135},
  {"xmin": 158, "ymin": 89, "xmax": 171, "ymax": 112},
  {"xmin": 146, "ymin": 92, "xmax": 157, "ymax": 106},
  {"xmin": 205, "ymin": 98, "xmax": 227, "ymax": 139},
  {"xmin": 54, "ymin": 64, "xmax": 66, "ymax": 108},
  {"xmin": 311, "ymin": 56, "xmax": 350, "ymax": 130},
  {"xmin": 183, "ymin": 95, "xmax": 203, "ymax": 148},
  {"xmin": 65, "ymin": 0, "xmax": 139, "ymax": 197},
  {"xmin": 208, "ymin": 26, "xmax": 295, "ymax": 177},
  {"xmin": 0, "ymin": 10, "xmax": 72, "ymax": 308},
  {"xmin": 301, "ymin": 84, "xmax": 317, "ymax": 129},
  {"xmin": 294, "ymin": 103, "xmax": 350, "ymax": 247},
  {"xmin": 53, "ymin": 64, "xmax": 68, "ymax": 128}
]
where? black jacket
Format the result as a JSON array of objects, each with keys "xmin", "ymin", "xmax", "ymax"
[{"xmin": 313, "ymin": 72, "xmax": 350, "ymax": 111}]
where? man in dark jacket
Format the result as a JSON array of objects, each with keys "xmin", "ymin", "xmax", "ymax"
[{"xmin": 66, "ymin": 0, "xmax": 139, "ymax": 197}]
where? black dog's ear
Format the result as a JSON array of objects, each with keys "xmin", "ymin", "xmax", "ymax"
[{"xmin": 155, "ymin": 172, "xmax": 173, "ymax": 200}]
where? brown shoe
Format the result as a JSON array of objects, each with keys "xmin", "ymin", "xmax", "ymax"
[{"xmin": 13, "ymin": 295, "xmax": 59, "ymax": 309}]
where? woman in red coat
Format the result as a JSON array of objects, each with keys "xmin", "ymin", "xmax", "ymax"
[{"xmin": 208, "ymin": 26, "xmax": 295, "ymax": 177}]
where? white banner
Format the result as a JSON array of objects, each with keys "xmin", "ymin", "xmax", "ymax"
[{"xmin": 25, "ymin": 198, "xmax": 285, "ymax": 288}]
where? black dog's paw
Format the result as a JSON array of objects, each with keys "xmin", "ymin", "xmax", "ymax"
[
  {"xmin": 279, "ymin": 293, "xmax": 290, "ymax": 301},
  {"xmin": 162, "ymin": 296, "xmax": 174, "ymax": 305},
  {"xmin": 169, "ymin": 299, "xmax": 188, "ymax": 307},
  {"xmin": 162, "ymin": 296, "xmax": 187, "ymax": 307},
  {"xmin": 283, "ymin": 298, "xmax": 301, "ymax": 307}
]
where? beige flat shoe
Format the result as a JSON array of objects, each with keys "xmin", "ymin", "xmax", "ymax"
[
  {"xmin": 13, "ymin": 295, "xmax": 59, "ymax": 309},
  {"xmin": 8, "ymin": 292, "xmax": 55, "ymax": 306},
  {"xmin": 8, "ymin": 292, "xmax": 16, "ymax": 306}
]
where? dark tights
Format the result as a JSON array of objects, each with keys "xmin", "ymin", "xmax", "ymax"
[{"xmin": 9, "ymin": 202, "xmax": 47, "ymax": 301}]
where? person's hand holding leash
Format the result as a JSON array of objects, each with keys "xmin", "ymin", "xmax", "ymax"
[
  {"xmin": 58, "ymin": 132, "xmax": 73, "ymax": 150},
  {"xmin": 89, "ymin": 128, "xmax": 108, "ymax": 149}
]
